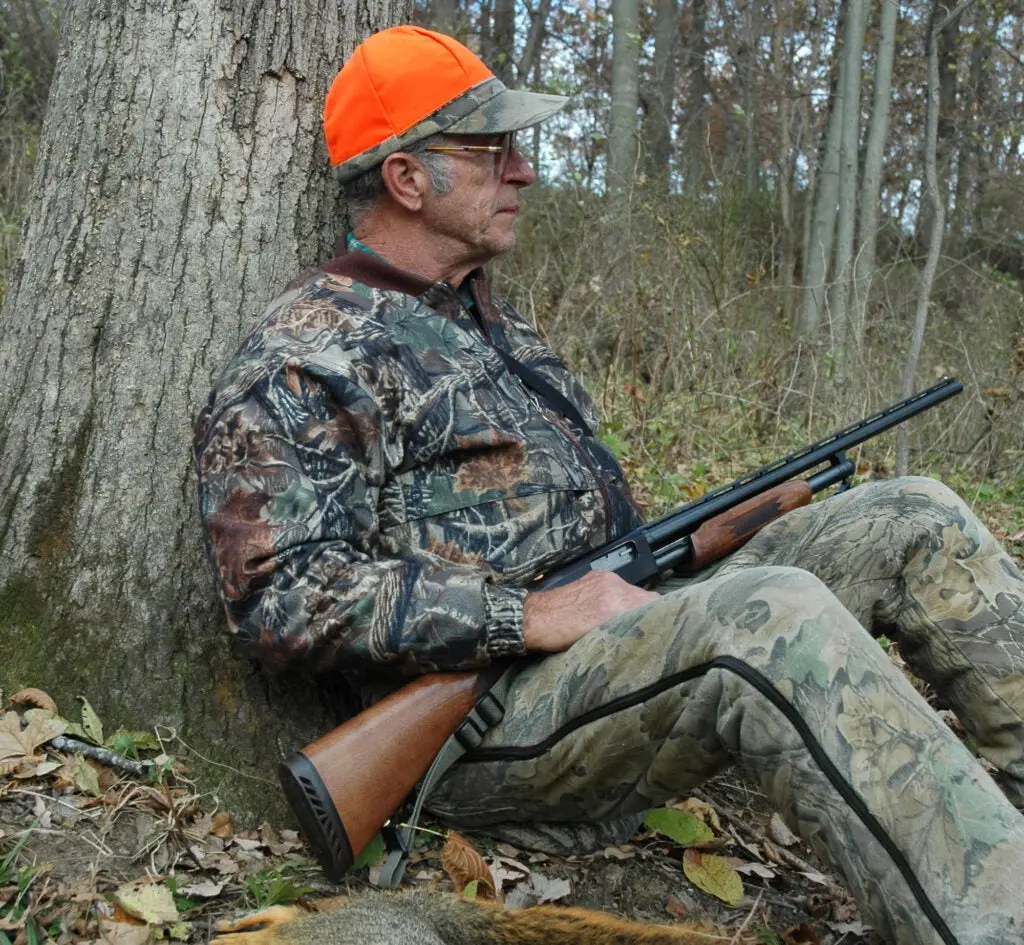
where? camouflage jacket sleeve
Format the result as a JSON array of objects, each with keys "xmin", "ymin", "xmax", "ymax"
[
  {"xmin": 194, "ymin": 340, "xmax": 529, "ymax": 677},
  {"xmin": 194, "ymin": 265, "xmax": 631, "ymax": 679}
]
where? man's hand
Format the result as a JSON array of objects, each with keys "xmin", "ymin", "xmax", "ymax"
[{"xmin": 522, "ymin": 570, "xmax": 660, "ymax": 652}]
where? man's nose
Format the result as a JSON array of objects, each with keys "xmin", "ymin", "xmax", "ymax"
[{"xmin": 503, "ymin": 146, "xmax": 537, "ymax": 187}]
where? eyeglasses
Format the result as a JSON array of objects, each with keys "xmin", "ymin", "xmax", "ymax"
[{"xmin": 424, "ymin": 132, "xmax": 517, "ymax": 177}]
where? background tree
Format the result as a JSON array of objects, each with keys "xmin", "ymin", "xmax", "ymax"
[
  {"xmin": 607, "ymin": 0, "xmax": 642, "ymax": 200},
  {"xmin": 0, "ymin": 0, "xmax": 411, "ymax": 818}
]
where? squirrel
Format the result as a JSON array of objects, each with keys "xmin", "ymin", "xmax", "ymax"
[{"xmin": 211, "ymin": 889, "xmax": 739, "ymax": 944}]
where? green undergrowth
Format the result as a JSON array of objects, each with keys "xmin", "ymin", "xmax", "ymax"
[{"xmin": 593, "ymin": 384, "xmax": 1024, "ymax": 567}]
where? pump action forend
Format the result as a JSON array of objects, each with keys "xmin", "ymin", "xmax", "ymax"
[{"xmin": 538, "ymin": 376, "xmax": 964, "ymax": 590}]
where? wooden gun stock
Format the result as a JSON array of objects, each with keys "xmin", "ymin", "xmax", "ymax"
[
  {"xmin": 279, "ymin": 670, "xmax": 493, "ymax": 881},
  {"xmin": 684, "ymin": 480, "xmax": 813, "ymax": 573}
]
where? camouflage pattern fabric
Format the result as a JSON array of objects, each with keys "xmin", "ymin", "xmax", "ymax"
[
  {"xmin": 193, "ymin": 254, "xmax": 638, "ymax": 682},
  {"xmin": 426, "ymin": 477, "xmax": 1024, "ymax": 945}
]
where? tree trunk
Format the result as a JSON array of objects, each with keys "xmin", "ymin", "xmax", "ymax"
[
  {"xmin": 646, "ymin": 0, "xmax": 679, "ymax": 192},
  {"xmin": 896, "ymin": 0, "xmax": 961, "ymax": 475},
  {"xmin": 490, "ymin": 0, "xmax": 515, "ymax": 85},
  {"xmin": 683, "ymin": 0, "xmax": 709, "ymax": 196},
  {"xmin": 773, "ymin": 0, "xmax": 795, "ymax": 324},
  {"xmin": 740, "ymin": 0, "xmax": 761, "ymax": 194},
  {"xmin": 951, "ymin": 4, "xmax": 990, "ymax": 246},
  {"xmin": 518, "ymin": 0, "xmax": 552, "ymax": 87},
  {"xmin": 826, "ymin": 0, "xmax": 866, "ymax": 382},
  {"xmin": 795, "ymin": 3, "xmax": 847, "ymax": 339},
  {"xmin": 0, "ymin": 0, "xmax": 411, "ymax": 821},
  {"xmin": 915, "ymin": 2, "xmax": 961, "ymax": 249},
  {"xmin": 607, "ymin": 0, "xmax": 641, "ymax": 201},
  {"xmin": 431, "ymin": 0, "xmax": 460, "ymax": 37},
  {"xmin": 849, "ymin": 0, "xmax": 897, "ymax": 361}
]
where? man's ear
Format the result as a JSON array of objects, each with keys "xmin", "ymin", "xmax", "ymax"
[{"xmin": 381, "ymin": 153, "xmax": 429, "ymax": 212}]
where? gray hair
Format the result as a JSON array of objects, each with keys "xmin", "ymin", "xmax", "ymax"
[{"xmin": 343, "ymin": 134, "xmax": 455, "ymax": 225}]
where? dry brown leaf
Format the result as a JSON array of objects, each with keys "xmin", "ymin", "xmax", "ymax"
[
  {"xmin": 9, "ymin": 689, "xmax": 58, "ymax": 715},
  {"xmin": 210, "ymin": 812, "xmax": 233, "ymax": 839},
  {"xmin": 665, "ymin": 894, "xmax": 690, "ymax": 921},
  {"xmin": 769, "ymin": 812, "xmax": 800, "ymax": 847},
  {"xmin": 441, "ymin": 831, "xmax": 495, "ymax": 898},
  {"xmin": 673, "ymin": 797, "xmax": 722, "ymax": 832},
  {"xmin": 99, "ymin": 920, "xmax": 152, "ymax": 945},
  {"xmin": 0, "ymin": 709, "xmax": 65, "ymax": 777},
  {"xmin": 782, "ymin": 923, "xmax": 822, "ymax": 945}
]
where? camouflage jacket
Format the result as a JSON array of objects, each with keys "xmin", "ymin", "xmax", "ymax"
[{"xmin": 193, "ymin": 251, "xmax": 640, "ymax": 684}]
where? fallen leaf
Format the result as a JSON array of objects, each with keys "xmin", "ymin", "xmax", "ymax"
[
  {"xmin": 9, "ymin": 689, "xmax": 58, "ymax": 714},
  {"xmin": 782, "ymin": 923, "xmax": 822, "ymax": 944},
  {"xmin": 33, "ymin": 760, "xmax": 61, "ymax": 777},
  {"xmin": 665, "ymin": 894, "xmax": 690, "ymax": 920},
  {"xmin": 210, "ymin": 812, "xmax": 233, "ymax": 839},
  {"xmin": 178, "ymin": 880, "xmax": 226, "ymax": 899},
  {"xmin": 72, "ymin": 757, "xmax": 103, "ymax": 797},
  {"xmin": 600, "ymin": 845, "xmax": 636, "ymax": 860},
  {"xmin": 673, "ymin": 797, "xmax": 721, "ymax": 831},
  {"xmin": 79, "ymin": 696, "xmax": 105, "ymax": 746},
  {"xmin": 353, "ymin": 832, "xmax": 386, "ymax": 870},
  {"xmin": 769, "ymin": 812, "xmax": 799, "ymax": 847},
  {"xmin": 503, "ymin": 871, "xmax": 571, "ymax": 909},
  {"xmin": 0, "ymin": 710, "xmax": 66, "ymax": 777},
  {"xmin": 733, "ymin": 861, "xmax": 777, "ymax": 880},
  {"xmin": 645, "ymin": 808, "xmax": 715, "ymax": 846},
  {"xmin": 441, "ymin": 831, "xmax": 494, "ymax": 897},
  {"xmin": 163, "ymin": 921, "xmax": 192, "ymax": 940},
  {"xmin": 799, "ymin": 870, "xmax": 832, "ymax": 887},
  {"xmin": 682, "ymin": 849, "xmax": 744, "ymax": 905},
  {"xmin": 231, "ymin": 837, "xmax": 263, "ymax": 852},
  {"xmin": 113, "ymin": 881, "xmax": 178, "ymax": 925},
  {"xmin": 488, "ymin": 855, "xmax": 530, "ymax": 895},
  {"xmin": 99, "ymin": 920, "xmax": 152, "ymax": 945},
  {"xmin": 202, "ymin": 852, "xmax": 239, "ymax": 876},
  {"xmin": 494, "ymin": 843, "xmax": 520, "ymax": 858},
  {"xmin": 259, "ymin": 822, "xmax": 300, "ymax": 855},
  {"xmin": 826, "ymin": 920, "xmax": 872, "ymax": 936}
]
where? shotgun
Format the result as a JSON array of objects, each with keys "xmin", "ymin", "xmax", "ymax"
[{"xmin": 280, "ymin": 376, "xmax": 963, "ymax": 881}]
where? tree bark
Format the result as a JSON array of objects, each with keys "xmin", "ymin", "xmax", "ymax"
[
  {"xmin": 915, "ymin": 1, "xmax": 961, "ymax": 249},
  {"xmin": 826, "ymin": 0, "xmax": 866, "ymax": 382},
  {"xmin": 518, "ymin": 0, "xmax": 552, "ymax": 87},
  {"xmin": 951, "ymin": 4, "xmax": 991, "ymax": 246},
  {"xmin": 683, "ymin": 0, "xmax": 709, "ymax": 196},
  {"xmin": 431, "ymin": 0, "xmax": 460, "ymax": 37},
  {"xmin": 850, "ymin": 0, "xmax": 898, "ymax": 360},
  {"xmin": 0, "ymin": 0, "xmax": 411, "ymax": 821},
  {"xmin": 490, "ymin": 0, "xmax": 515, "ymax": 85},
  {"xmin": 646, "ymin": 0, "xmax": 680, "ymax": 192},
  {"xmin": 740, "ymin": 0, "xmax": 761, "ymax": 194},
  {"xmin": 795, "ymin": 1, "xmax": 847, "ymax": 338},
  {"xmin": 773, "ymin": 0, "xmax": 795, "ymax": 324},
  {"xmin": 607, "ymin": 0, "xmax": 641, "ymax": 201},
  {"xmin": 896, "ymin": 0, "xmax": 965, "ymax": 474}
]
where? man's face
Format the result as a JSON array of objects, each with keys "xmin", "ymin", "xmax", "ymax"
[{"xmin": 420, "ymin": 132, "xmax": 537, "ymax": 269}]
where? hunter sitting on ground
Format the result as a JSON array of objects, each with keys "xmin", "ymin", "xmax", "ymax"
[{"xmin": 194, "ymin": 25, "xmax": 1024, "ymax": 945}]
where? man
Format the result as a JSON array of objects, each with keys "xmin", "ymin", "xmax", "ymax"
[{"xmin": 194, "ymin": 25, "xmax": 1024, "ymax": 945}]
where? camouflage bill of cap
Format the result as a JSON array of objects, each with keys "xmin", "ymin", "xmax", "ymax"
[
  {"xmin": 446, "ymin": 86, "xmax": 568, "ymax": 135},
  {"xmin": 333, "ymin": 77, "xmax": 568, "ymax": 183}
]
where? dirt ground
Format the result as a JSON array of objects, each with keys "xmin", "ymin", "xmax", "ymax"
[{"xmin": 1, "ymin": 711, "xmax": 877, "ymax": 945}]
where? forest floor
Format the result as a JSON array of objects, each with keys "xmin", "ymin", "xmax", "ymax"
[{"xmin": 2, "ymin": 487, "xmax": 1022, "ymax": 945}]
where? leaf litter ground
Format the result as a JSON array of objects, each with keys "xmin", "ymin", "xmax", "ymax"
[
  {"xmin": 5, "ymin": 534, "xmax": 1019, "ymax": 945},
  {"xmin": 1, "ymin": 689, "xmax": 878, "ymax": 945}
]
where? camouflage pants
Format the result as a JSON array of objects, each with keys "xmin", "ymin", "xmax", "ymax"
[{"xmin": 428, "ymin": 478, "xmax": 1024, "ymax": 945}]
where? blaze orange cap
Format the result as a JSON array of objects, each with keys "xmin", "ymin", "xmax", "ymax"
[{"xmin": 325, "ymin": 26, "xmax": 567, "ymax": 183}]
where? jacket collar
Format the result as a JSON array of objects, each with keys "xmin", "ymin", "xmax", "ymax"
[{"xmin": 320, "ymin": 250, "xmax": 496, "ymax": 321}]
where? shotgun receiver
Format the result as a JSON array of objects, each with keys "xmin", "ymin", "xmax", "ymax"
[{"xmin": 280, "ymin": 376, "xmax": 963, "ymax": 881}]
